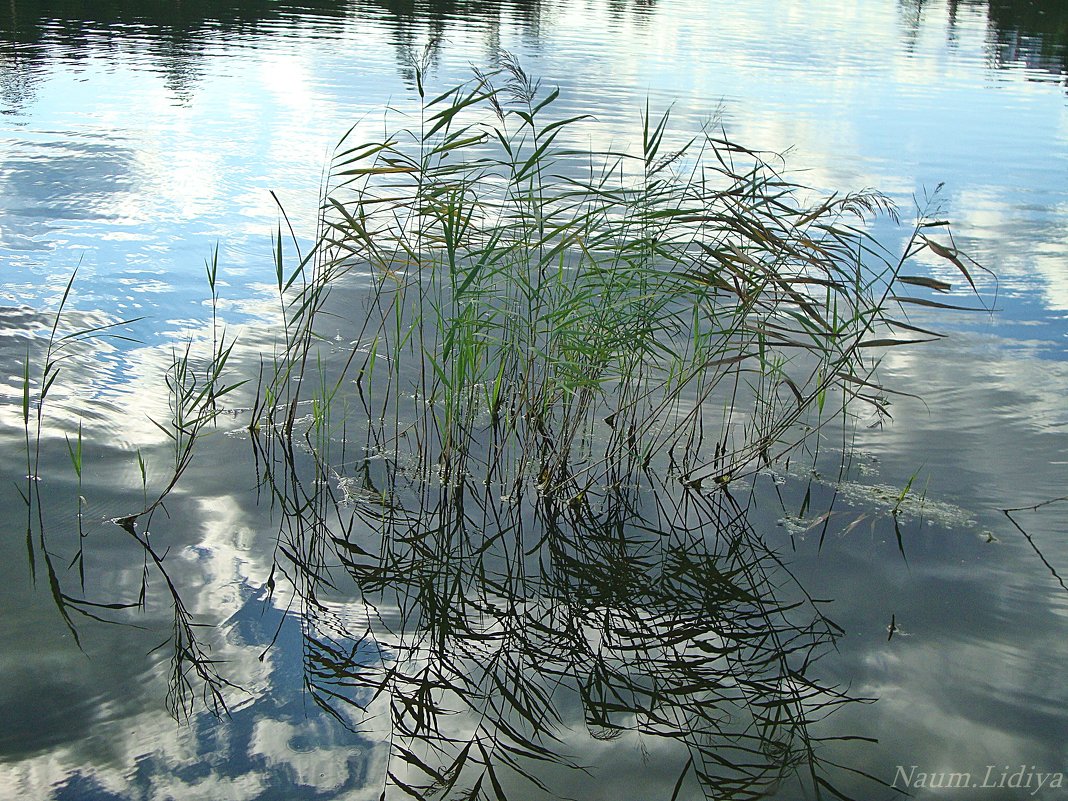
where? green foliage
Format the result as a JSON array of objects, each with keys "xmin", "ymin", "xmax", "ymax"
[{"xmin": 265, "ymin": 57, "xmax": 983, "ymax": 494}]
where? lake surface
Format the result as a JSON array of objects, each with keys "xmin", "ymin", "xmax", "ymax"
[{"xmin": 2, "ymin": 1, "xmax": 1068, "ymax": 799}]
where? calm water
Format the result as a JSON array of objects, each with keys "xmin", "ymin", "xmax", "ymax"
[{"xmin": 2, "ymin": 1, "xmax": 1068, "ymax": 799}]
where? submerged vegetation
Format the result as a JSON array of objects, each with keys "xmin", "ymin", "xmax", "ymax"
[{"xmin": 16, "ymin": 55, "xmax": 992, "ymax": 800}]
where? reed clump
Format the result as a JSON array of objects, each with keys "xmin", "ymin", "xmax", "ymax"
[{"xmin": 263, "ymin": 55, "xmax": 983, "ymax": 496}]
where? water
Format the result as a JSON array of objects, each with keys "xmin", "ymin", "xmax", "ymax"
[{"xmin": 2, "ymin": 0, "xmax": 1068, "ymax": 798}]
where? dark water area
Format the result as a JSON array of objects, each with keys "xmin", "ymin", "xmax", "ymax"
[
  {"xmin": 2, "ymin": 1, "xmax": 1068, "ymax": 799},
  {"xmin": 981, "ymin": 0, "xmax": 1068, "ymax": 77}
]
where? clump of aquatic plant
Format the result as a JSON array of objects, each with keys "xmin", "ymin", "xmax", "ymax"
[{"xmin": 267, "ymin": 53, "xmax": 985, "ymax": 498}]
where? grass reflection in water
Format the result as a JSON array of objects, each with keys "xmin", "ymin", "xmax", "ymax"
[{"xmin": 261, "ymin": 432, "xmax": 863, "ymax": 800}]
